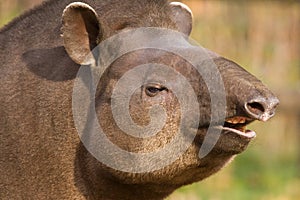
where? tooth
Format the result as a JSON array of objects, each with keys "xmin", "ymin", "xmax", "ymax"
[
  {"xmin": 226, "ymin": 119, "xmax": 233, "ymax": 123},
  {"xmin": 239, "ymin": 118, "xmax": 246, "ymax": 123},
  {"xmin": 232, "ymin": 119, "xmax": 239, "ymax": 124},
  {"xmin": 237, "ymin": 126, "xmax": 246, "ymax": 132},
  {"xmin": 241, "ymin": 126, "xmax": 246, "ymax": 132},
  {"xmin": 226, "ymin": 117, "xmax": 247, "ymax": 124}
]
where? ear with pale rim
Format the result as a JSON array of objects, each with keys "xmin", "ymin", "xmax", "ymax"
[
  {"xmin": 170, "ymin": 2, "xmax": 193, "ymax": 36},
  {"xmin": 62, "ymin": 2, "xmax": 101, "ymax": 65}
]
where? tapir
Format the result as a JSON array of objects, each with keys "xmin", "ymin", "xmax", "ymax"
[{"xmin": 0, "ymin": 0, "xmax": 279, "ymax": 199}]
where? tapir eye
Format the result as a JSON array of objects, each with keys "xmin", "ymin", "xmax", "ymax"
[{"xmin": 145, "ymin": 84, "xmax": 167, "ymax": 97}]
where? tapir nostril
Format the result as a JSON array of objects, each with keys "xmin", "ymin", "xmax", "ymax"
[
  {"xmin": 245, "ymin": 97, "xmax": 279, "ymax": 121},
  {"xmin": 246, "ymin": 102, "xmax": 265, "ymax": 116}
]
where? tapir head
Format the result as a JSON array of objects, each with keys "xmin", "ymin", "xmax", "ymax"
[{"xmin": 62, "ymin": 1, "xmax": 279, "ymax": 187}]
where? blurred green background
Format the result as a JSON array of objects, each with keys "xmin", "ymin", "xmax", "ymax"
[{"xmin": 1, "ymin": 0, "xmax": 299, "ymax": 199}]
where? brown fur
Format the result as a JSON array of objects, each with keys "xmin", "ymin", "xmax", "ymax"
[{"xmin": 0, "ymin": 0, "xmax": 278, "ymax": 199}]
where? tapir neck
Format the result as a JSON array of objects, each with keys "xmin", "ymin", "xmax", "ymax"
[
  {"xmin": 75, "ymin": 145, "xmax": 177, "ymax": 200},
  {"xmin": 89, "ymin": 180, "xmax": 175, "ymax": 200}
]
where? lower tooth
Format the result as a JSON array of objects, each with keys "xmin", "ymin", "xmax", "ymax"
[{"xmin": 237, "ymin": 127, "xmax": 246, "ymax": 132}]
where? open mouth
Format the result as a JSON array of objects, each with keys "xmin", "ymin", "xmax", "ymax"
[{"xmin": 217, "ymin": 116, "xmax": 256, "ymax": 139}]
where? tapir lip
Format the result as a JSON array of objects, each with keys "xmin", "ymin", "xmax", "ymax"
[
  {"xmin": 218, "ymin": 116, "xmax": 257, "ymax": 139},
  {"xmin": 219, "ymin": 126, "xmax": 256, "ymax": 139},
  {"xmin": 194, "ymin": 116, "xmax": 257, "ymax": 153},
  {"xmin": 196, "ymin": 116, "xmax": 256, "ymax": 137}
]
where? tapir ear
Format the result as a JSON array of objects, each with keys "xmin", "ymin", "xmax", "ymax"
[
  {"xmin": 170, "ymin": 2, "xmax": 193, "ymax": 36},
  {"xmin": 62, "ymin": 2, "xmax": 101, "ymax": 65}
]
